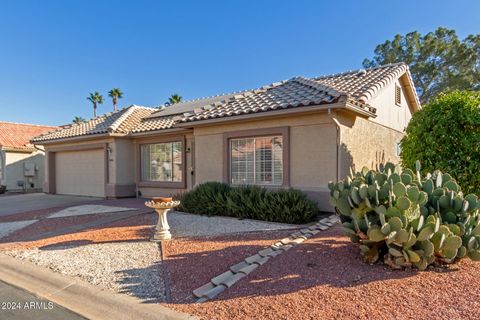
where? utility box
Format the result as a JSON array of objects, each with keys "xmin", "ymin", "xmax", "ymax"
[{"xmin": 24, "ymin": 162, "xmax": 36, "ymax": 177}]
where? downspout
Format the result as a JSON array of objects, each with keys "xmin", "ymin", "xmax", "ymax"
[{"xmin": 328, "ymin": 109, "xmax": 341, "ymax": 182}]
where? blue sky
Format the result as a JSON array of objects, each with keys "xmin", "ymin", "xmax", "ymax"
[{"xmin": 1, "ymin": 0, "xmax": 479, "ymax": 125}]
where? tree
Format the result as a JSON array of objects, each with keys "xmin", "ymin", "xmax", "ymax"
[
  {"xmin": 108, "ymin": 88, "xmax": 123, "ymax": 112},
  {"xmin": 165, "ymin": 93, "xmax": 182, "ymax": 106},
  {"xmin": 400, "ymin": 91, "xmax": 480, "ymax": 194},
  {"xmin": 72, "ymin": 116, "xmax": 86, "ymax": 124},
  {"xmin": 363, "ymin": 27, "xmax": 480, "ymax": 104},
  {"xmin": 87, "ymin": 92, "xmax": 104, "ymax": 117}
]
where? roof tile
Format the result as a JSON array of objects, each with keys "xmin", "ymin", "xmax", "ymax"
[{"xmin": 0, "ymin": 122, "xmax": 57, "ymax": 150}]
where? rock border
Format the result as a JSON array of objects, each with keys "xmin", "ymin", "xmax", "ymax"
[{"xmin": 192, "ymin": 214, "xmax": 339, "ymax": 302}]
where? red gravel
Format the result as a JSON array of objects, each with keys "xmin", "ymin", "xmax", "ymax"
[{"xmin": 165, "ymin": 225, "xmax": 480, "ymax": 320}]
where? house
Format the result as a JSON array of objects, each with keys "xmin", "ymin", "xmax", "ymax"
[
  {"xmin": 32, "ymin": 63, "xmax": 421, "ymax": 211},
  {"xmin": 0, "ymin": 121, "xmax": 57, "ymax": 192}
]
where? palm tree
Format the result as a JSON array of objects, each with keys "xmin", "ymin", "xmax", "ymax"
[
  {"xmin": 87, "ymin": 92, "xmax": 104, "ymax": 117},
  {"xmin": 72, "ymin": 116, "xmax": 86, "ymax": 124},
  {"xmin": 165, "ymin": 93, "xmax": 182, "ymax": 106},
  {"xmin": 108, "ymin": 88, "xmax": 123, "ymax": 112}
]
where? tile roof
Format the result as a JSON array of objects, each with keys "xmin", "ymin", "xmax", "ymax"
[
  {"xmin": 31, "ymin": 63, "xmax": 418, "ymax": 143},
  {"xmin": 32, "ymin": 106, "xmax": 156, "ymax": 142},
  {"xmin": 0, "ymin": 122, "xmax": 57, "ymax": 151}
]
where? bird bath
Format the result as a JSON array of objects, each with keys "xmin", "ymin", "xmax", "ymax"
[{"xmin": 144, "ymin": 199, "xmax": 180, "ymax": 241}]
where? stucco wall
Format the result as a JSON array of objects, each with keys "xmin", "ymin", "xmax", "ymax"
[
  {"xmin": 368, "ymin": 78, "xmax": 413, "ymax": 132},
  {"xmin": 193, "ymin": 113, "xmax": 337, "ymax": 211},
  {"xmin": 338, "ymin": 113, "xmax": 404, "ymax": 180},
  {"xmin": 4, "ymin": 150, "xmax": 45, "ymax": 191}
]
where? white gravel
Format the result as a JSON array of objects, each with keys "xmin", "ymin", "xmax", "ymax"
[
  {"xmin": 5, "ymin": 242, "xmax": 166, "ymax": 302},
  {"xmin": 0, "ymin": 220, "xmax": 37, "ymax": 239},
  {"xmin": 49, "ymin": 205, "xmax": 137, "ymax": 218},
  {"xmin": 168, "ymin": 211, "xmax": 300, "ymax": 238}
]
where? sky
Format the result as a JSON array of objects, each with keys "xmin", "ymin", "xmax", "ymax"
[{"xmin": 0, "ymin": 0, "xmax": 479, "ymax": 126}]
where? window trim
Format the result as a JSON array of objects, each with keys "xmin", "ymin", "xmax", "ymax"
[
  {"xmin": 137, "ymin": 136, "xmax": 186, "ymax": 189},
  {"xmin": 223, "ymin": 127, "xmax": 290, "ymax": 187}
]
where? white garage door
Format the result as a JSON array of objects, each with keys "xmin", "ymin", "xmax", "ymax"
[{"xmin": 55, "ymin": 149, "xmax": 105, "ymax": 197}]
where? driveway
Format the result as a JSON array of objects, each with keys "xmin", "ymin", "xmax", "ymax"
[{"xmin": 0, "ymin": 193, "xmax": 101, "ymax": 216}]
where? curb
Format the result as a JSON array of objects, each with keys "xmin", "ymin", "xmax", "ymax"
[
  {"xmin": 192, "ymin": 214, "xmax": 339, "ymax": 302},
  {"xmin": 0, "ymin": 253, "xmax": 196, "ymax": 320}
]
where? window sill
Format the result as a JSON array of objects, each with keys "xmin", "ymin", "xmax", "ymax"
[{"xmin": 137, "ymin": 181, "xmax": 186, "ymax": 189}]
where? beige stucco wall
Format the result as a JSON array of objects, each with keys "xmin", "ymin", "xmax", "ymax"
[
  {"xmin": 368, "ymin": 78, "xmax": 413, "ymax": 132},
  {"xmin": 338, "ymin": 112, "xmax": 404, "ymax": 181},
  {"xmin": 3, "ymin": 150, "xmax": 45, "ymax": 191},
  {"xmin": 193, "ymin": 113, "xmax": 337, "ymax": 211}
]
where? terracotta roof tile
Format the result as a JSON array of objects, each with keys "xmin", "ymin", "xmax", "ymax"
[{"xmin": 0, "ymin": 122, "xmax": 57, "ymax": 151}]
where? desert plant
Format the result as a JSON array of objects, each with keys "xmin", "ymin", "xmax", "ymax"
[
  {"xmin": 177, "ymin": 182, "xmax": 318, "ymax": 224},
  {"xmin": 328, "ymin": 161, "xmax": 480, "ymax": 270}
]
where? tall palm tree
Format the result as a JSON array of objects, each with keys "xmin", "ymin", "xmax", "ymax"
[
  {"xmin": 72, "ymin": 116, "xmax": 86, "ymax": 124},
  {"xmin": 108, "ymin": 88, "xmax": 123, "ymax": 112},
  {"xmin": 165, "ymin": 93, "xmax": 182, "ymax": 106},
  {"xmin": 87, "ymin": 92, "xmax": 104, "ymax": 117}
]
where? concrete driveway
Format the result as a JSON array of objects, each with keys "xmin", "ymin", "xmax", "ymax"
[{"xmin": 0, "ymin": 193, "xmax": 101, "ymax": 216}]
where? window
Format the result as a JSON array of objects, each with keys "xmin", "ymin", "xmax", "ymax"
[
  {"xmin": 230, "ymin": 136, "xmax": 283, "ymax": 185},
  {"xmin": 141, "ymin": 142, "xmax": 182, "ymax": 182},
  {"xmin": 395, "ymin": 84, "xmax": 402, "ymax": 106},
  {"xmin": 396, "ymin": 142, "xmax": 402, "ymax": 157}
]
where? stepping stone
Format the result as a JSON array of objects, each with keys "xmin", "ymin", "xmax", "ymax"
[
  {"xmin": 290, "ymin": 237, "xmax": 306, "ymax": 245},
  {"xmin": 291, "ymin": 231, "xmax": 303, "ymax": 238},
  {"xmin": 308, "ymin": 229, "xmax": 320, "ymax": 235},
  {"xmin": 237, "ymin": 263, "xmax": 258, "ymax": 275},
  {"xmin": 271, "ymin": 242, "xmax": 284, "ymax": 250},
  {"xmin": 316, "ymin": 224, "xmax": 329, "ymax": 231},
  {"xmin": 300, "ymin": 228, "xmax": 312, "ymax": 235},
  {"xmin": 201, "ymin": 284, "xmax": 227, "ymax": 300},
  {"xmin": 280, "ymin": 237, "xmax": 295, "ymax": 245},
  {"xmin": 245, "ymin": 254, "xmax": 263, "ymax": 264},
  {"xmin": 258, "ymin": 248, "xmax": 275, "ymax": 257},
  {"xmin": 252, "ymin": 256, "xmax": 270, "ymax": 266},
  {"xmin": 211, "ymin": 271, "xmax": 235, "ymax": 286},
  {"xmin": 219, "ymin": 273, "xmax": 246, "ymax": 288},
  {"xmin": 267, "ymin": 249, "xmax": 283, "ymax": 257},
  {"xmin": 279, "ymin": 244, "xmax": 293, "ymax": 251},
  {"xmin": 193, "ymin": 282, "xmax": 216, "ymax": 298},
  {"xmin": 308, "ymin": 225, "xmax": 319, "ymax": 231},
  {"xmin": 230, "ymin": 261, "xmax": 250, "ymax": 273}
]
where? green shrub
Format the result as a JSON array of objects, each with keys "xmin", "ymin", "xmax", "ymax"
[
  {"xmin": 177, "ymin": 182, "xmax": 318, "ymax": 224},
  {"xmin": 328, "ymin": 162, "xmax": 480, "ymax": 270},
  {"xmin": 400, "ymin": 91, "xmax": 480, "ymax": 195}
]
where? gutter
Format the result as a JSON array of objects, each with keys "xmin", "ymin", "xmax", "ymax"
[{"xmin": 328, "ymin": 109, "xmax": 341, "ymax": 182}]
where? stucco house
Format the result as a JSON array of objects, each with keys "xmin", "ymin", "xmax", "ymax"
[
  {"xmin": 0, "ymin": 121, "xmax": 57, "ymax": 192},
  {"xmin": 32, "ymin": 63, "xmax": 420, "ymax": 211}
]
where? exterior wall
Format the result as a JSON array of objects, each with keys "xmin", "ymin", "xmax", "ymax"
[
  {"xmin": 3, "ymin": 150, "xmax": 45, "ymax": 192},
  {"xmin": 338, "ymin": 112, "xmax": 405, "ymax": 181},
  {"xmin": 107, "ymin": 138, "xmax": 136, "ymax": 197},
  {"xmin": 368, "ymin": 78, "xmax": 413, "ymax": 132},
  {"xmin": 193, "ymin": 113, "xmax": 337, "ymax": 211}
]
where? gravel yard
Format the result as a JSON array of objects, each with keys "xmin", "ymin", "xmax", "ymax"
[{"xmin": 5, "ymin": 241, "xmax": 166, "ymax": 302}]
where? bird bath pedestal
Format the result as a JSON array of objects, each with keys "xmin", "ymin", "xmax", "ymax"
[{"xmin": 144, "ymin": 200, "xmax": 180, "ymax": 241}]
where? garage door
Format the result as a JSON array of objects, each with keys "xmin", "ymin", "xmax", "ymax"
[{"xmin": 55, "ymin": 149, "xmax": 105, "ymax": 197}]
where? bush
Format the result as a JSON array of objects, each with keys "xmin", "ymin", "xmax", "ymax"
[
  {"xmin": 328, "ymin": 162, "xmax": 480, "ymax": 270},
  {"xmin": 400, "ymin": 91, "xmax": 480, "ymax": 194},
  {"xmin": 177, "ymin": 182, "xmax": 318, "ymax": 224}
]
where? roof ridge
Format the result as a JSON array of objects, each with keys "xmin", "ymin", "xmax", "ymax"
[
  {"xmin": 315, "ymin": 62, "xmax": 407, "ymax": 80},
  {"xmin": 107, "ymin": 106, "xmax": 137, "ymax": 133},
  {"xmin": 0, "ymin": 121, "xmax": 57, "ymax": 128}
]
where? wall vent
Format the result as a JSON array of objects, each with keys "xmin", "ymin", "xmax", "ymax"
[{"xmin": 395, "ymin": 84, "xmax": 402, "ymax": 106}]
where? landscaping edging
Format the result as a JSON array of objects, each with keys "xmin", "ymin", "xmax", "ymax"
[{"xmin": 192, "ymin": 214, "xmax": 339, "ymax": 302}]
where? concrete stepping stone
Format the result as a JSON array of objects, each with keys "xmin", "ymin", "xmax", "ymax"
[
  {"xmin": 230, "ymin": 261, "xmax": 250, "ymax": 273},
  {"xmin": 267, "ymin": 249, "xmax": 283, "ymax": 257},
  {"xmin": 258, "ymin": 248, "xmax": 275, "ymax": 257},
  {"xmin": 201, "ymin": 284, "xmax": 227, "ymax": 300},
  {"xmin": 245, "ymin": 254, "xmax": 263, "ymax": 264},
  {"xmin": 252, "ymin": 256, "xmax": 270, "ymax": 266},
  {"xmin": 220, "ymin": 273, "xmax": 246, "ymax": 288},
  {"xmin": 237, "ymin": 263, "xmax": 258, "ymax": 275},
  {"xmin": 193, "ymin": 282, "xmax": 216, "ymax": 298},
  {"xmin": 279, "ymin": 244, "xmax": 293, "ymax": 251},
  {"xmin": 211, "ymin": 271, "xmax": 235, "ymax": 286}
]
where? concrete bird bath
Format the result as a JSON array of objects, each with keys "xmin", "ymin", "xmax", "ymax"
[{"xmin": 145, "ymin": 198, "xmax": 180, "ymax": 241}]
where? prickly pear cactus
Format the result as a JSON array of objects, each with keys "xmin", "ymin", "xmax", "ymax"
[{"xmin": 328, "ymin": 161, "xmax": 480, "ymax": 270}]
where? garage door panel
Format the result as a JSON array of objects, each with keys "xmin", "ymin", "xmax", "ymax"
[{"xmin": 55, "ymin": 149, "xmax": 105, "ymax": 197}]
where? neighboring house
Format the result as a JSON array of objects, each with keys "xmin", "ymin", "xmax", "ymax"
[
  {"xmin": 32, "ymin": 63, "xmax": 421, "ymax": 211},
  {"xmin": 0, "ymin": 121, "xmax": 57, "ymax": 192}
]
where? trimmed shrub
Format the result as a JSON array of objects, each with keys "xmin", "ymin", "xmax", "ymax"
[
  {"xmin": 328, "ymin": 162, "xmax": 480, "ymax": 270},
  {"xmin": 400, "ymin": 91, "xmax": 480, "ymax": 195},
  {"xmin": 177, "ymin": 182, "xmax": 318, "ymax": 224}
]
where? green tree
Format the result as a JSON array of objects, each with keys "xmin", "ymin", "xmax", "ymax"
[
  {"xmin": 87, "ymin": 92, "xmax": 104, "ymax": 117},
  {"xmin": 165, "ymin": 93, "xmax": 182, "ymax": 106},
  {"xmin": 108, "ymin": 88, "xmax": 123, "ymax": 112},
  {"xmin": 72, "ymin": 116, "xmax": 86, "ymax": 124},
  {"xmin": 400, "ymin": 91, "xmax": 480, "ymax": 194},
  {"xmin": 363, "ymin": 27, "xmax": 480, "ymax": 104}
]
